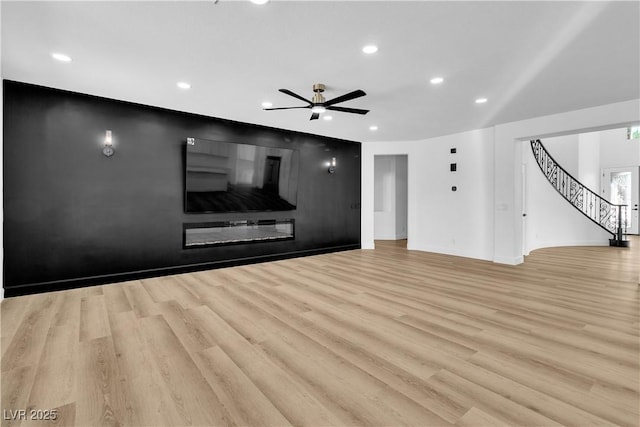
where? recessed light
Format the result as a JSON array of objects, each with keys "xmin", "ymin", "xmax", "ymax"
[
  {"xmin": 369, "ymin": 125, "xmax": 378, "ymax": 131},
  {"xmin": 250, "ymin": 0, "xmax": 269, "ymax": 4},
  {"xmin": 430, "ymin": 77, "xmax": 444, "ymax": 84},
  {"xmin": 323, "ymin": 115, "xmax": 333, "ymax": 121},
  {"xmin": 177, "ymin": 82, "xmax": 191, "ymax": 90},
  {"xmin": 475, "ymin": 98, "xmax": 488, "ymax": 104},
  {"xmin": 261, "ymin": 101, "xmax": 272, "ymax": 108},
  {"xmin": 51, "ymin": 53, "xmax": 71, "ymax": 62},
  {"xmin": 362, "ymin": 45, "xmax": 378, "ymax": 54}
]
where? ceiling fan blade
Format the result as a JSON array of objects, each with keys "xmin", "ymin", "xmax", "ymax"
[
  {"xmin": 263, "ymin": 106, "xmax": 310, "ymax": 110},
  {"xmin": 310, "ymin": 112, "xmax": 320, "ymax": 120},
  {"xmin": 279, "ymin": 89, "xmax": 313, "ymax": 105},
  {"xmin": 326, "ymin": 106, "xmax": 369, "ymax": 115},
  {"xmin": 324, "ymin": 89, "xmax": 366, "ymax": 107}
]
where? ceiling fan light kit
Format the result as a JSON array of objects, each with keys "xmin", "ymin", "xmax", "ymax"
[{"xmin": 264, "ymin": 83, "xmax": 369, "ymax": 121}]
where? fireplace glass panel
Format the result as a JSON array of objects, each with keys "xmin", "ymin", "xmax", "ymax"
[{"xmin": 184, "ymin": 219, "xmax": 294, "ymax": 248}]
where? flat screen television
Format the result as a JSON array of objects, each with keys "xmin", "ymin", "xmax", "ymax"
[{"xmin": 185, "ymin": 137, "xmax": 300, "ymax": 213}]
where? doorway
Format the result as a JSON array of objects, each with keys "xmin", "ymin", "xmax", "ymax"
[
  {"xmin": 602, "ymin": 166, "xmax": 639, "ymax": 235},
  {"xmin": 373, "ymin": 155, "xmax": 408, "ymax": 247},
  {"xmin": 263, "ymin": 156, "xmax": 281, "ymax": 194},
  {"xmin": 521, "ymin": 162, "xmax": 528, "ymax": 255}
]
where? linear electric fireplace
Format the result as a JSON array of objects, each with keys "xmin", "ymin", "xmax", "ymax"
[{"xmin": 183, "ymin": 219, "xmax": 294, "ymax": 248}]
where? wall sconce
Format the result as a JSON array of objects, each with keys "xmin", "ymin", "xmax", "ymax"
[
  {"xmin": 102, "ymin": 130, "xmax": 114, "ymax": 157},
  {"xmin": 328, "ymin": 157, "xmax": 336, "ymax": 174}
]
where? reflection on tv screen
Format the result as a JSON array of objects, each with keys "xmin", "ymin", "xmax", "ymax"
[{"xmin": 185, "ymin": 138, "xmax": 300, "ymax": 213}]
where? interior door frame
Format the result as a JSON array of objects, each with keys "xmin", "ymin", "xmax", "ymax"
[{"xmin": 373, "ymin": 154, "xmax": 409, "ymax": 246}]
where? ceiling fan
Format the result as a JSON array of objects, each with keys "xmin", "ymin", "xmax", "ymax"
[{"xmin": 264, "ymin": 83, "xmax": 369, "ymax": 120}]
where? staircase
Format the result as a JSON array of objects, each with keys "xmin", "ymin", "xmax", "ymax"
[{"xmin": 530, "ymin": 139, "xmax": 629, "ymax": 247}]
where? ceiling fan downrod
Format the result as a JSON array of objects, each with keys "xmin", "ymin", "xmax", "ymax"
[{"xmin": 312, "ymin": 83, "xmax": 326, "ymax": 104}]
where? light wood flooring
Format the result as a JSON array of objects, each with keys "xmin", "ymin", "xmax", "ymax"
[{"xmin": 1, "ymin": 240, "xmax": 639, "ymax": 426}]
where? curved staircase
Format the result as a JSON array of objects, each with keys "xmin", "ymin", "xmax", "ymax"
[{"xmin": 530, "ymin": 139, "xmax": 629, "ymax": 247}]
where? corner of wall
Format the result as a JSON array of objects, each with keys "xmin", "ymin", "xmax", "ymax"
[
  {"xmin": 361, "ymin": 241, "xmax": 376, "ymax": 250},
  {"xmin": 493, "ymin": 255, "xmax": 524, "ymax": 265}
]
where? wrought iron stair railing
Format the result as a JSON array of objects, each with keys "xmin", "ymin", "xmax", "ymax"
[{"xmin": 530, "ymin": 139, "xmax": 628, "ymax": 246}]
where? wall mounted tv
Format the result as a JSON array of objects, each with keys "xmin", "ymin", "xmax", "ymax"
[{"xmin": 185, "ymin": 137, "xmax": 300, "ymax": 213}]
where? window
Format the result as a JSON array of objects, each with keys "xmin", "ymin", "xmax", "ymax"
[{"xmin": 627, "ymin": 126, "xmax": 640, "ymax": 140}]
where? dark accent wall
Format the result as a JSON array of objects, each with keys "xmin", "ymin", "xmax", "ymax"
[{"xmin": 3, "ymin": 81, "xmax": 361, "ymax": 296}]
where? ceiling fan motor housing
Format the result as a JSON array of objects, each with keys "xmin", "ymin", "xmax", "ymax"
[{"xmin": 312, "ymin": 83, "xmax": 326, "ymax": 104}]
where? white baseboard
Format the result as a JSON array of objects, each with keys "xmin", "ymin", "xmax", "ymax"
[
  {"xmin": 373, "ymin": 235, "xmax": 402, "ymax": 241},
  {"xmin": 409, "ymin": 244, "xmax": 493, "ymax": 262},
  {"xmin": 493, "ymin": 255, "xmax": 524, "ymax": 265},
  {"xmin": 361, "ymin": 240, "xmax": 375, "ymax": 250},
  {"xmin": 526, "ymin": 240, "xmax": 607, "ymax": 254}
]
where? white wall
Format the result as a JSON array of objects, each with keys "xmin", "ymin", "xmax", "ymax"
[
  {"xmin": 578, "ymin": 132, "xmax": 601, "ymax": 190},
  {"xmin": 363, "ymin": 98, "xmax": 640, "ymax": 264},
  {"xmin": 600, "ymin": 127, "xmax": 640, "ymax": 169},
  {"xmin": 364, "ymin": 128, "xmax": 495, "ymax": 260}
]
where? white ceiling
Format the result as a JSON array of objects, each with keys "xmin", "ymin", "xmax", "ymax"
[{"xmin": 2, "ymin": 1, "xmax": 639, "ymax": 143}]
